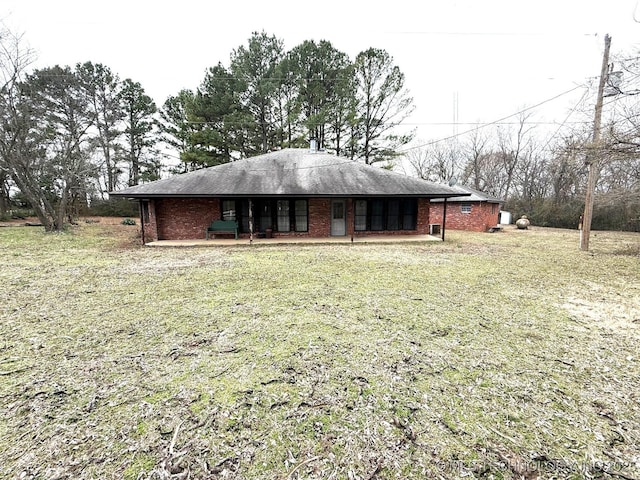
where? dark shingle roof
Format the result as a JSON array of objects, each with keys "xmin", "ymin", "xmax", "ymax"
[
  {"xmin": 111, "ymin": 149, "xmax": 468, "ymax": 199},
  {"xmin": 430, "ymin": 184, "xmax": 504, "ymax": 203}
]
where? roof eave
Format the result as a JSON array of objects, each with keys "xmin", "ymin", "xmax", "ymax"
[{"xmin": 109, "ymin": 192, "xmax": 469, "ymax": 199}]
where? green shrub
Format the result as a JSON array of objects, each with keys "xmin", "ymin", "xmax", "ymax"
[{"xmin": 121, "ymin": 218, "xmax": 136, "ymax": 226}]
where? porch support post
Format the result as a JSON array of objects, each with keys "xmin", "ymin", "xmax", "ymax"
[{"xmin": 441, "ymin": 198, "xmax": 448, "ymax": 242}]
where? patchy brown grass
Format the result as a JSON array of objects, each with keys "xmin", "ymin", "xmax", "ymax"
[{"xmin": 0, "ymin": 222, "xmax": 638, "ymax": 479}]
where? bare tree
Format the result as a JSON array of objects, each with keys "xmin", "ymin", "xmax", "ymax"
[
  {"xmin": 353, "ymin": 48, "xmax": 415, "ymax": 164},
  {"xmin": 460, "ymin": 128, "xmax": 491, "ymax": 190},
  {"xmin": 406, "ymin": 139, "xmax": 461, "ymax": 183},
  {"xmin": 0, "ymin": 25, "xmax": 38, "ymax": 219},
  {"xmin": 0, "ymin": 26, "xmax": 97, "ymax": 230},
  {"xmin": 496, "ymin": 112, "xmax": 535, "ymax": 201}
]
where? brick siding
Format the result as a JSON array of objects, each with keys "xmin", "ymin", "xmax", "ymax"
[
  {"xmin": 430, "ymin": 201, "xmax": 500, "ymax": 232},
  {"xmin": 154, "ymin": 198, "xmax": 221, "ymax": 240}
]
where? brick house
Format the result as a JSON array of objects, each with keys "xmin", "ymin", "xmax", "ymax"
[
  {"xmin": 429, "ymin": 185, "xmax": 503, "ymax": 233},
  {"xmin": 110, "ymin": 148, "xmax": 468, "ymax": 243}
]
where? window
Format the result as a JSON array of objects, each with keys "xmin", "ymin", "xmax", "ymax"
[
  {"xmin": 461, "ymin": 203, "xmax": 472, "ymax": 214},
  {"xmin": 258, "ymin": 202, "xmax": 272, "ymax": 232},
  {"xmin": 387, "ymin": 199, "xmax": 400, "ymax": 230},
  {"xmin": 294, "ymin": 200, "xmax": 308, "ymax": 232},
  {"xmin": 371, "ymin": 199, "xmax": 384, "ymax": 231},
  {"xmin": 220, "ymin": 199, "xmax": 249, "ymax": 231},
  {"xmin": 354, "ymin": 200, "xmax": 367, "ymax": 231},
  {"xmin": 276, "ymin": 200, "xmax": 290, "ymax": 232},
  {"xmin": 242, "ymin": 199, "xmax": 309, "ymax": 233},
  {"xmin": 240, "ymin": 200, "xmax": 250, "ymax": 233},
  {"xmin": 222, "ymin": 200, "xmax": 236, "ymax": 221},
  {"xmin": 402, "ymin": 199, "xmax": 417, "ymax": 230},
  {"xmin": 355, "ymin": 198, "xmax": 417, "ymax": 231}
]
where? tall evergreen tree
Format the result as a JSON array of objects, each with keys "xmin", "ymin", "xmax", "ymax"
[
  {"xmin": 159, "ymin": 89, "xmax": 197, "ymax": 172},
  {"xmin": 76, "ymin": 61, "xmax": 124, "ymax": 193},
  {"xmin": 274, "ymin": 54, "xmax": 304, "ymax": 148},
  {"xmin": 230, "ymin": 31, "xmax": 284, "ymax": 154},
  {"xmin": 353, "ymin": 48, "xmax": 415, "ymax": 164},
  {"xmin": 288, "ymin": 40, "xmax": 353, "ymax": 151},
  {"xmin": 186, "ymin": 63, "xmax": 246, "ymax": 167},
  {"xmin": 119, "ymin": 79, "xmax": 157, "ymax": 185}
]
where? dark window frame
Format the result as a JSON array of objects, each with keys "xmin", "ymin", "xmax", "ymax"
[
  {"xmin": 353, "ymin": 198, "xmax": 418, "ymax": 232},
  {"xmin": 220, "ymin": 198, "xmax": 308, "ymax": 233},
  {"xmin": 354, "ymin": 199, "xmax": 367, "ymax": 231},
  {"xmin": 294, "ymin": 199, "xmax": 308, "ymax": 233}
]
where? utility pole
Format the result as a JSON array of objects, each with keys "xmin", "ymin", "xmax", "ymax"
[{"xmin": 580, "ymin": 34, "xmax": 611, "ymax": 251}]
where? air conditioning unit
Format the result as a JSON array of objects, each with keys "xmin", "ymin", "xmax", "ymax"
[{"xmin": 429, "ymin": 224, "xmax": 441, "ymax": 235}]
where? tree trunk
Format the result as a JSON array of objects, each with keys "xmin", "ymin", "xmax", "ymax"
[{"xmin": 9, "ymin": 168, "xmax": 56, "ymax": 231}]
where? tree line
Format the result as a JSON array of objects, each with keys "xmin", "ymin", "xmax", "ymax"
[
  {"xmin": 160, "ymin": 31, "xmax": 414, "ymax": 169},
  {"xmin": 2, "ymin": 24, "xmax": 638, "ymax": 232},
  {"xmin": 405, "ymin": 101, "xmax": 640, "ymax": 231},
  {"xmin": 0, "ymin": 27, "xmax": 414, "ymax": 230}
]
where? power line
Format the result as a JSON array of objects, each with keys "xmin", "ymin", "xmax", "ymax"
[
  {"xmin": 399, "ymin": 84, "xmax": 588, "ymax": 153},
  {"xmin": 534, "ymin": 86, "xmax": 592, "ymax": 155}
]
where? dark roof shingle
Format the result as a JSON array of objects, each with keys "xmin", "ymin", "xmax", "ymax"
[{"xmin": 111, "ymin": 149, "xmax": 468, "ymax": 198}]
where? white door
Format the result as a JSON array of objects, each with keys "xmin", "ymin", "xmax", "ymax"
[{"xmin": 331, "ymin": 199, "xmax": 346, "ymax": 236}]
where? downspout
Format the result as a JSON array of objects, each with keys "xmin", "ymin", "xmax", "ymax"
[{"xmin": 441, "ymin": 198, "xmax": 448, "ymax": 242}]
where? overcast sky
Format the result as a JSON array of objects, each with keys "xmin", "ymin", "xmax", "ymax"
[{"xmin": 3, "ymin": 0, "xmax": 640, "ymax": 148}]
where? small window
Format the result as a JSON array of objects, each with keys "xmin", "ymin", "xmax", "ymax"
[
  {"xmin": 294, "ymin": 200, "xmax": 308, "ymax": 232},
  {"xmin": 222, "ymin": 200, "xmax": 236, "ymax": 221},
  {"xmin": 402, "ymin": 199, "xmax": 417, "ymax": 230},
  {"xmin": 276, "ymin": 200, "xmax": 291, "ymax": 232},
  {"xmin": 354, "ymin": 200, "xmax": 367, "ymax": 231},
  {"xmin": 240, "ymin": 200, "xmax": 250, "ymax": 233},
  {"xmin": 461, "ymin": 203, "xmax": 472, "ymax": 214},
  {"xmin": 371, "ymin": 199, "xmax": 384, "ymax": 231},
  {"xmin": 258, "ymin": 202, "xmax": 272, "ymax": 232},
  {"xmin": 387, "ymin": 199, "xmax": 400, "ymax": 230}
]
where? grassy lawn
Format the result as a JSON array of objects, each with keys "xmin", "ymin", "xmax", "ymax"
[{"xmin": 1, "ymin": 221, "xmax": 639, "ymax": 479}]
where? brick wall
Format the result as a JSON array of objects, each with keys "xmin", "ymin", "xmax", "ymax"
[
  {"xmin": 430, "ymin": 201, "xmax": 500, "ymax": 232},
  {"xmin": 155, "ymin": 198, "xmax": 221, "ymax": 240},
  {"xmin": 417, "ymin": 198, "xmax": 430, "ymax": 235},
  {"xmin": 308, "ymin": 198, "xmax": 331, "ymax": 237}
]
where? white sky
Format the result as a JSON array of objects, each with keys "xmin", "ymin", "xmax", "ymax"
[{"xmin": 3, "ymin": 0, "xmax": 640, "ymax": 148}]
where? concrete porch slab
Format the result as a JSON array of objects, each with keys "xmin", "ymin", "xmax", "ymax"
[{"xmin": 145, "ymin": 234, "xmax": 442, "ymax": 247}]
